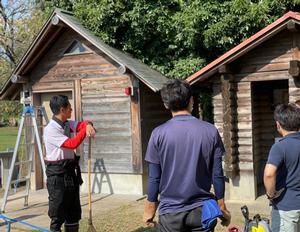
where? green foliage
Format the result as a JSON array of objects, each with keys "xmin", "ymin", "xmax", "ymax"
[
  {"xmin": 36, "ymin": 0, "xmax": 74, "ymax": 19},
  {"xmin": 0, "ymin": 101, "xmax": 22, "ymax": 126},
  {"xmin": 0, "ymin": 61, "xmax": 11, "ymax": 88},
  {"xmin": 199, "ymin": 91, "xmax": 214, "ymax": 123},
  {"xmin": 67, "ymin": 0, "xmax": 300, "ymax": 79},
  {"xmin": 165, "ymin": 57, "xmax": 206, "ymax": 79},
  {"xmin": 2, "ymin": 0, "xmax": 300, "ymax": 81},
  {"xmin": 2, "ymin": 0, "xmax": 300, "ymax": 96},
  {"xmin": 0, "ymin": 0, "xmax": 299, "ymax": 122}
]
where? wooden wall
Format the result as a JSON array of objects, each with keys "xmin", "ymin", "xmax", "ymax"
[
  {"xmin": 234, "ymin": 29, "xmax": 293, "ymax": 179},
  {"xmin": 29, "ymin": 28, "xmax": 141, "ymax": 174},
  {"xmin": 212, "ymin": 80, "xmax": 253, "ymax": 176},
  {"xmin": 209, "ymin": 29, "xmax": 294, "ymax": 198},
  {"xmin": 30, "ymin": 29, "xmax": 120, "ymax": 91},
  {"xmin": 140, "ymin": 83, "xmax": 171, "ymax": 170},
  {"xmin": 81, "ymin": 76, "xmax": 134, "ymax": 173},
  {"xmin": 234, "ymin": 29, "xmax": 293, "ymax": 82},
  {"xmin": 212, "ymin": 81, "xmax": 223, "ymax": 136},
  {"xmin": 140, "ymin": 82, "xmax": 170, "ymax": 193}
]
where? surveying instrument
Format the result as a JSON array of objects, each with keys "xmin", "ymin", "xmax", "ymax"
[{"xmin": 1, "ymin": 90, "xmax": 48, "ymax": 213}]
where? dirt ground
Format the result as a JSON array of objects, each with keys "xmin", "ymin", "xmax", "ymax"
[{"xmin": 0, "ymin": 189, "xmax": 271, "ymax": 232}]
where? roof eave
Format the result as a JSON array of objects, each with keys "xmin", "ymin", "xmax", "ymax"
[{"xmin": 187, "ymin": 12, "xmax": 300, "ymax": 84}]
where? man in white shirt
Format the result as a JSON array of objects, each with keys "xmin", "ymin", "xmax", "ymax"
[{"xmin": 44, "ymin": 95, "xmax": 96, "ymax": 232}]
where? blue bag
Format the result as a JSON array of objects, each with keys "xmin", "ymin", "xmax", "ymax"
[{"xmin": 201, "ymin": 199, "xmax": 222, "ymax": 229}]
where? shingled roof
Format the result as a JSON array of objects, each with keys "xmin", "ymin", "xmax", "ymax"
[{"xmin": 0, "ymin": 9, "xmax": 168, "ymax": 99}]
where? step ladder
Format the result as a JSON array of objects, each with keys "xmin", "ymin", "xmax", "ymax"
[{"xmin": 1, "ymin": 105, "xmax": 49, "ymax": 213}]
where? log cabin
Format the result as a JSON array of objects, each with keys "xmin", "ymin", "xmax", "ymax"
[{"xmin": 187, "ymin": 11, "xmax": 300, "ymax": 200}]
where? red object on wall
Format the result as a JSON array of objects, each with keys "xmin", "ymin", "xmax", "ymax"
[{"xmin": 124, "ymin": 87, "xmax": 132, "ymax": 96}]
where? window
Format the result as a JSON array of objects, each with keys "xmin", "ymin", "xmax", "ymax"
[{"xmin": 64, "ymin": 40, "xmax": 88, "ymax": 55}]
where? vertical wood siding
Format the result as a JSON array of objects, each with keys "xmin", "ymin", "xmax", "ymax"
[
  {"xmin": 81, "ymin": 76, "xmax": 134, "ymax": 173},
  {"xmin": 29, "ymin": 28, "xmax": 140, "ymax": 173}
]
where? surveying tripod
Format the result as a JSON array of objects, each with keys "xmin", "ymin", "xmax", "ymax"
[{"xmin": 1, "ymin": 105, "xmax": 49, "ymax": 213}]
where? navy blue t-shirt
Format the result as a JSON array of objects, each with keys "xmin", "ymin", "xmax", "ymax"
[
  {"xmin": 267, "ymin": 132, "xmax": 300, "ymax": 211},
  {"xmin": 145, "ymin": 115, "xmax": 225, "ymax": 215}
]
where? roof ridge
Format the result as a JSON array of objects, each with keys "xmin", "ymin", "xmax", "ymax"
[{"xmin": 55, "ymin": 8, "xmax": 74, "ymax": 16}]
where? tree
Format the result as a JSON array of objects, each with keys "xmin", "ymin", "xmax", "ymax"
[
  {"xmin": 71, "ymin": 0, "xmax": 300, "ymax": 79},
  {"xmin": 0, "ymin": 1, "xmax": 45, "ymax": 126},
  {"xmin": 0, "ymin": 0, "xmax": 44, "ymax": 86},
  {"xmin": 4, "ymin": 0, "xmax": 300, "ymax": 81}
]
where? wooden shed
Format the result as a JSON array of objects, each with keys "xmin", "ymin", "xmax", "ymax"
[
  {"xmin": 187, "ymin": 11, "xmax": 300, "ymax": 200},
  {"xmin": 0, "ymin": 9, "xmax": 170, "ymax": 195}
]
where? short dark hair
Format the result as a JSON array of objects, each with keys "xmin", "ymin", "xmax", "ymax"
[
  {"xmin": 274, "ymin": 103, "xmax": 300, "ymax": 131},
  {"xmin": 160, "ymin": 79, "xmax": 192, "ymax": 112},
  {"xmin": 50, "ymin": 95, "xmax": 70, "ymax": 115}
]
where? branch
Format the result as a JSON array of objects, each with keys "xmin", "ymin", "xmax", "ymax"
[{"xmin": 0, "ymin": 2, "xmax": 8, "ymax": 31}]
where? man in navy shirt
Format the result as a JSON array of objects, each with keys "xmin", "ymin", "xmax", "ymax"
[
  {"xmin": 264, "ymin": 103, "xmax": 300, "ymax": 232},
  {"xmin": 143, "ymin": 79, "xmax": 231, "ymax": 232}
]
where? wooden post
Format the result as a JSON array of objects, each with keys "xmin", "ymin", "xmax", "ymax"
[
  {"xmin": 130, "ymin": 77, "xmax": 142, "ymax": 173},
  {"xmin": 74, "ymin": 79, "xmax": 84, "ymax": 165},
  {"xmin": 74, "ymin": 80, "xmax": 82, "ymax": 121},
  {"xmin": 11, "ymin": 74, "xmax": 27, "ymax": 83},
  {"xmin": 32, "ymin": 93, "xmax": 44, "ymax": 190},
  {"xmin": 219, "ymin": 65, "xmax": 239, "ymax": 178},
  {"xmin": 289, "ymin": 60, "xmax": 300, "ymax": 78}
]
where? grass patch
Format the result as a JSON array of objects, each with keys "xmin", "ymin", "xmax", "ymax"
[
  {"xmin": 0, "ymin": 127, "xmax": 18, "ymax": 151},
  {"xmin": 78, "ymin": 201, "xmax": 245, "ymax": 232},
  {"xmin": 79, "ymin": 202, "xmax": 158, "ymax": 232}
]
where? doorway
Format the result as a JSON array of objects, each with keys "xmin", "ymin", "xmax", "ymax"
[
  {"xmin": 251, "ymin": 80, "xmax": 288, "ymax": 197},
  {"xmin": 40, "ymin": 91, "xmax": 75, "ymax": 122}
]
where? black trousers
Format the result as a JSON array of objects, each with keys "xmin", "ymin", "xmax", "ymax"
[
  {"xmin": 159, "ymin": 207, "xmax": 217, "ymax": 232},
  {"xmin": 47, "ymin": 175, "xmax": 81, "ymax": 232}
]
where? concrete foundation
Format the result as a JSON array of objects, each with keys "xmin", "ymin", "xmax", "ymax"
[
  {"xmin": 225, "ymin": 170, "xmax": 256, "ymax": 201},
  {"xmin": 80, "ymin": 173, "xmax": 144, "ymax": 195}
]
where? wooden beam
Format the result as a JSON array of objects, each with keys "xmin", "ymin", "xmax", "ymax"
[
  {"xmin": 11, "ymin": 74, "xmax": 27, "ymax": 83},
  {"xmin": 118, "ymin": 65, "xmax": 127, "ymax": 75},
  {"xmin": 289, "ymin": 60, "xmax": 300, "ymax": 77},
  {"xmin": 22, "ymin": 27, "xmax": 64, "ymax": 74},
  {"xmin": 32, "ymin": 93, "xmax": 44, "ymax": 190},
  {"xmin": 218, "ymin": 65, "xmax": 231, "ymax": 74},
  {"xmin": 287, "ymin": 20, "xmax": 299, "ymax": 32},
  {"xmin": 130, "ymin": 77, "xmax": 142, "ymax": 173},
  {"xmin": 51, "ymin": 15, "xmax": 66, "ymax": 27},
  {"xmin": 74, "ymin": 79, "xmax": 82, "ymax": 121}
]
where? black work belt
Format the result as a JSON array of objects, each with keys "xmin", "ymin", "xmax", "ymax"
[{"xmin": 46, "ymin": 158, "xmax": 83, "ymax": 186}]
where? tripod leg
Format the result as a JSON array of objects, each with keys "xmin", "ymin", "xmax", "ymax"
[
  {"xmin": 1, "ymin": 115, "xmax": 25, "ymax": 213},
  {"xmin": 32, "ymin": 114, "xmax": 47, "ymax": 182}
]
